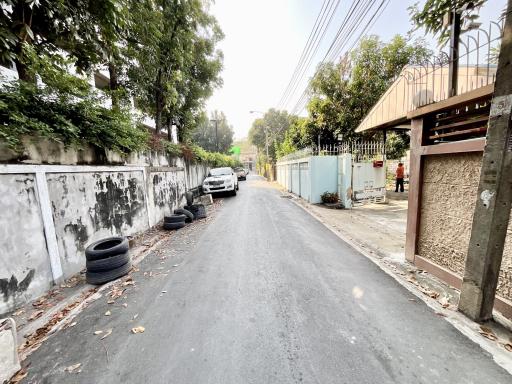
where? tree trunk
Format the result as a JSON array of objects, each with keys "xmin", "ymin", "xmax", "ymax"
[
  {"xmin": 13, "ymin": 1, "xmax": 35, "ymax": 83},
  {"xmin": 108, "ymin": 62, "xmax": 119, "ymax": 109},
  {"xmin": 155, "ymin": 68, "xmax": 163, "ymax": 134},
  {"xmin": 166, "ymin": 116, "xmax": 173, "ymax": 142}
]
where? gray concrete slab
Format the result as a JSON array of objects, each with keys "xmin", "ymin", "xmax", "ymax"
[{"xmin": 21, "ymin": 175, "xmax": 511, "ymax": 384}]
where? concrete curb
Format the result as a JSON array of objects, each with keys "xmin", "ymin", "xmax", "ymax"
[{"xmin": 287, "ymin": 193, "xmax": 512, "ymax": 375}]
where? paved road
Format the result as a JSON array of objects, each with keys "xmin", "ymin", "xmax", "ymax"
[{"xmin": 24, "ymin": 175, "xmax": 510, "ymax": 384}]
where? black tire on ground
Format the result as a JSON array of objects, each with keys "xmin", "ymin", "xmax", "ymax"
[
  {"xmin": 184, "ymin": 204, "xmax": 206, "ymax": 220},
  {"xmin": 174, "ymin": 208, "xmax": 194, "ymax": 223},
  {"xmin": 85, "ymin": 236, "xmax": 129, "ymax": 261},
  {"xmin": 86, "ymin": 262, "xmax": 132, "ymax": 285},
  {"xmin": 231, "ymin": 188, "xmax": 237, "ymax": 196},
  {"xmin": 164, "ymin": 214, "xmax": 187, "ymax": 223},
  {"xmin": 193, "ymin": 204, "xmax": 207, "ymax": 219},
  {"xmin": 236, "ymin": 183, "xmax": 239, "ymax": 191},
  {"xmin": 163, "ymin": 221, "xmax": 186, "ymax": 230},
  {"xmin": 86, "ymin": 251, "xmax": 130, "ymax": 272}
]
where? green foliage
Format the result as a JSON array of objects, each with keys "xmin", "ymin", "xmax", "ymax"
[
  {"xmin": 159, "ymin": 139, "xmax": 240, "ymax": 168},
  {"xmin": 0, "ymin": 0, "xmax": 130, "ymax": 80},
  {"xmin": 0, "ymin": 79, "xmax": 149, "ymax": 154},
  {"xmin": 320, "ymin": 191, "xmax": 339, "ymax": 204},
  {"xmin": 385, "ymin": 132, "xmax": 410, "ymax": 160},
  {"xmin": 275, "ymin": 35, "xmax": 431, "ymax": 157},
  {"xmin": 408, "ymin": 0, "xmax": 486, "ymax": 43},
  {"xmin": 127, "ymin": 0, "xmax": 223, "ymax": 139},
  {"xmin": 191, "ymin": 110, "xmax": 234, "ymax": 153},
  {"xmin": 248, "ymin": 109, "xmax": 293, "ymax": 161}
]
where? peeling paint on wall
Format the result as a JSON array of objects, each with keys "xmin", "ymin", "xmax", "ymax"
[
  {"xmin": 0, "ymin": 269, "xmax": 35, "ymax": 302},
  {"xmin": 0, "ymin": 174, "xmax": 53, "ymax": 315},
  {"xmin": 480, "ymin": 190, "xmax": 495, "ymax": 208}
]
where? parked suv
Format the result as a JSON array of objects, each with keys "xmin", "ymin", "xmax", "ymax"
[{"xmin": 202, "ymin": 167, "xmax": 239, "ymax": 196}]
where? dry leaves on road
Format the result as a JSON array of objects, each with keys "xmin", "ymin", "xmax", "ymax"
[
  {"xmin": 504, "ymin": 343, "xmax": 512, "ymax": 352},
  {"xmin": 131, "ymin": 326, "xmax": 145, "ymax": 334},
  {"xmin": 479, "ymin": 326, "xmax": 498, "ymax": 341},
  {"xmin": 64, "ymin": 363, "xmax": 81, "ymax": 373},
  {"xmin": 104, "ymin": 310, "xmax": 111, "ymax": 316},
  {"xmin": 27, "ymin": 310, "xmax": 45, "ymax": 322},
  {"xmin": 101, "ymin": 329, "xmax": 113, "ymax": 340},
  {"xmin": 94, "ymin": 330, "xmax": 103, "ymax": 335},
  {"xmin": 9, "ymin": 368, "xmax": 28, "ymax": 383}
]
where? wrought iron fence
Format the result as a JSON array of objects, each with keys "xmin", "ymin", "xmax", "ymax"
[{"xmin": 357, "ymin": 20, "xmax": 504, "ymax": 133}]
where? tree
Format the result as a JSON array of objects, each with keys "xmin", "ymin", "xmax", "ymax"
[
  {"xmin": 0, "ymin": 0, "xmax": 129, "ymax": 81},
  {"xmin": 248, "ymin": 108, "xmax": 293, "ymax": 161},
  {"xmin": 285, "ymin": 35, "xmax": 431, "ymax": 152},
  {"xmin": 192, "ymin": 111, "xmax": 234, "ymax": 153},
  {"xmin": 127, "ymin": 0, "xmax": 223, "ymax": 138},
  {"xmin": 409, "ymin": 0, "xmax": 486, "ymax": 42}
]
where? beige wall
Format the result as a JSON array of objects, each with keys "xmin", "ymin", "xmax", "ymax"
[{"xmin": 417, "ymin": 152, "xmax": 512, "ymax": 301}]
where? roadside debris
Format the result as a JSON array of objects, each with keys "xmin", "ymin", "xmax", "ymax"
[
  {"xmin": 131, "ymin": 326, "xmax": 145, "ymax": 334},
  {"xmin": 101, "ymin": 329, "xmax": 113, "ymax": 340},
  {"xmin": 64, "ymin": 363, "xmax": 81, "ymax": 373}
]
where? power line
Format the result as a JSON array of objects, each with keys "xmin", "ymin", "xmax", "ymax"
[
  {"xmin": 282, "ymin": 0, "xmax": 343, "ymax": 110},
  {"xmin": 290, "ymin": 0, "xmax": 390, "ymax": 115},
  {"xmin": 277, "ymin": 0, "xmax": 330, "ymax": 108},
  {"xmin": 278, "ymin": 0, "xmax": 342, "ymax": 110}
]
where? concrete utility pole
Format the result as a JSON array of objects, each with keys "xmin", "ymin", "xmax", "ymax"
[
  {"xmin": 459, "ymin": 0, "xmax": 512, "ymax": 322},
  {"xmin": 210, "ymin": 119, "xmax": 219, "ymax": 152}
]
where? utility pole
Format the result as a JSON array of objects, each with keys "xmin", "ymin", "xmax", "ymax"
[
  {"xmin": 210, "ymin": 119, "xmax": 219, "ymax": 152},
  {"xmin": 264, "ymin": 126, "xmax": 269, "ymax": 160},
  {"xmin": 458, "ymin": 0, "xmax": 512, "ymax": 322}
]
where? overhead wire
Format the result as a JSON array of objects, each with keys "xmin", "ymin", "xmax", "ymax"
[
  {"xmin": 290, "ymin": 0, "xmax": 390, "ymax": 115},
  {"xmin": 278, "ymin": 0, "xmax": 342, "ymax": 110}
]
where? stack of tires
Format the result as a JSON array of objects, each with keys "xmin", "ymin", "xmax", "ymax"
[
  {"xmin": 163, "ymin": 213, "xmax": 187, "ymax": 230},
  {"xmin": 85, "ymin": 236, "xmax": 131, "ymax": 285}
]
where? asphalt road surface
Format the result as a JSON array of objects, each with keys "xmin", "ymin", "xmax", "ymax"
[{"xmin": 24, "ymin": 175, "xmax": 511, "ymax": 384}]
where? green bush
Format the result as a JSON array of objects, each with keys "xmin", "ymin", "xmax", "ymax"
[
  {"xmin": 0, "ymin": 80, "xmax": 149, "ymax": 154},
  {"xmin": 321, "ymin": 191, "xmax": 339, "ymax": 204}
]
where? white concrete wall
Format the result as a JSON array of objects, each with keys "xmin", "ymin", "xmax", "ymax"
[
  {"xmin": 310, "ymin": 157, "xmax": 338, "ymax": 204},
  {"xmin": 0, "ymin": 160, "xmax": 208, "ymax": 315}
]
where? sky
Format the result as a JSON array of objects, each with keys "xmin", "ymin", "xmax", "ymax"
[{"xmin": 206, "ymin": 0, "xmax": 505, "ymax": 140}]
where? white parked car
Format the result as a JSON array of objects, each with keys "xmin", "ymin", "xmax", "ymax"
[{"xmin": 202, "ymin": 167, "xmax": 239, "ymax": 196}]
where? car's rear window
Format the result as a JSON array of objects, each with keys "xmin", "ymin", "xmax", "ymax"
[{"xmin": 210, "ymin": 167, "xmax": 232, "ymax": 176}]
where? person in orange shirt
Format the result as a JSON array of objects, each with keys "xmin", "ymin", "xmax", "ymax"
[{"xmin": 395, "ymin": 162, "xmax": 405, "ymax": 193}]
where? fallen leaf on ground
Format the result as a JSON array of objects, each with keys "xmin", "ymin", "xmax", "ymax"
[
  {"xmin": 479, "ymin": 331, "xmax": 498, "ymax": 341},
  {"xmin": 65, "ymin": 363, "xmax": 81, "ymax": 373},
  {"xmin": 131, "ymin": 326, "xmax": 145, "ymax": 334},
  {"xmin": 94, "ymin": 330, "xmax": 103, "ymax": 335},
  {"xmin": 172, "ymin": 264, "xmax": 180, "ymax": 268},
  {"xmin": 504, "ymin": 343, "xmax": 512, "ymax": 352},
  {"xmin": 439, "ymin": 296, "xmax": 450, "ymax": 308},
  {"xmin": 13, "ymin": 309, "xmax": 25, "ymax": 316},
  {"xmin": 161, "ymin": 290, "xmax": 167, "ymax": 294},
  {"xmin": 123, "ymin": 280, "xmax": 135, "ymax": 287},
  {"xmin": 9, "ymin": 368, "xmax": 28, "ymax": 383},
  {"xmin": 107, "ymin": 299, "xmax": 115, "ymax": 304},
  {"xmin": 122, "ymin": 303, "xmax": 128, "ymax": 308},
  {"xmin": 104, "ymin": 310, "xmax": 111, "ymax": 316},
  {"xmin": 28, "ymin": 310, "xmax": 44, "ymax": 321},
  {"xmin": 408, "ymin": 298, "xmax": 416, "ymax": 302},
  {"xmin": 68, "ymin": 321, "xmax": 78, "ymax": 328},
  {"xmin": 101, "ymin": 329, "xmax": 113, "ymax": 340},
  {"xmin": 480, "ymin": 325, "xmax": 494, "ymax": 334},
  {"xmin": 132, "ymin": 314, "xmax": 138, "ymax": 320}
]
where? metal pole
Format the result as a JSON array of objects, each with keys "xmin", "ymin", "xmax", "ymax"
[
  {"xmin": 448, "ymin": 10, "xmax": 461, "ymax": 97},
  {"xmin": 215, "ymin": 120, "xmax": 218, "ymax": 152}
]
